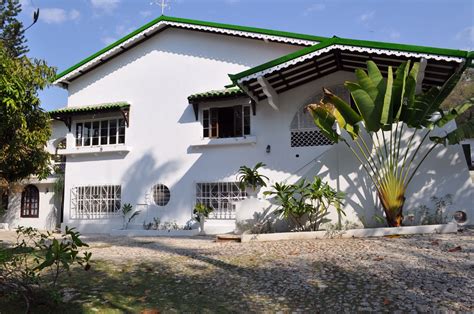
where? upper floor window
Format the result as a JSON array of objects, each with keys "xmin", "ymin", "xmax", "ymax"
[
  {"xmin": 21, "ymin": 185, "xmax": 39, "ymax": 218},
  {"xmin": 75, "ymin": 118, "xmax": 125, "ymax": 147},
  {"xmin": 202, "ymin": 105, "xmax": 250, "ymax": 138}
]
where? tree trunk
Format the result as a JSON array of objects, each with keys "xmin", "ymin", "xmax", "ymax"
[{"xmin": 382, "ymin": 197, "xmax": 405, "ymax": 227}]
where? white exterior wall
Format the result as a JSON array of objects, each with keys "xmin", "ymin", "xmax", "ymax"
[
  {"xmin": 56, "ymin": 28, "xmax": 473, "ymax": 233},
  {"xmin": 61, "ymin": 28, "xmax": 305, "ymax": 232},
  {"xmin": 3, "ymin": 183, "xmax": 59, "ymax": 230}
]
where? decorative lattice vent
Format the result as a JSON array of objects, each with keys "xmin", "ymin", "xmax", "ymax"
[
  {"xmin": 289, "ymin": 84, "xmax": 348, "ymax": 148},
  {"xmin": 291, "ymin": 130, "xmax": 333, "ymax": 147}
]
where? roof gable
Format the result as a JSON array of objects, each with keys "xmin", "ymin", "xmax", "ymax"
[
  {"xmin": 54, "ymin": 15, "xmax": 326, "ymax": 86},
  {"xmin": 230, "ymin": 37, "xmax": 471, "ymax": 84}
]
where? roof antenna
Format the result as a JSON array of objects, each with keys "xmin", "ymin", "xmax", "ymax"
[{"xmin": 151, "ymin": 0, "xmax": 171, "ymax": 15}]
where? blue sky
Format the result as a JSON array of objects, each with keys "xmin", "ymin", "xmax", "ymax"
[{"xmin": 18, "ymin": 0, "xmax": 474, "ymax": 111}]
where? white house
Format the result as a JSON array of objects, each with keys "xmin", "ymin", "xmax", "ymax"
[{"xmin": 2, "ymin": 16, "xmax": 473, "ymax": 233}]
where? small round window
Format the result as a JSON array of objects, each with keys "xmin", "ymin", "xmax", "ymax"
[{"xmin": 152, "ymin": 184, "xmax": 170, "ymax": 206}]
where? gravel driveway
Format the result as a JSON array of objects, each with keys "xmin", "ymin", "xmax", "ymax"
[{"xmin": 1, "ymin": 229, "xmax": 473, "ymax": 312}]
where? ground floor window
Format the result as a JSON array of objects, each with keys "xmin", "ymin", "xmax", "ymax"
[
  {"xmin": 21, "ymin": 185, "xmax": 39, "ymax": 218},
  {"xmin": 71, "ymin": 185, "xmax": 121, "ymax": 219},
  {"xmin": 195, "ymin": 182, "xmax": 247, "ymax": 219},
  {"xmin": 1, "ymin": 188, "xmax": 9, "ymax": 213}
]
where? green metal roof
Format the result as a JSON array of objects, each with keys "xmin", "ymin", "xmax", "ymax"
[
  {"xmin": 229, "ymin": 37, "xmax": 472, "ymax": 82},
  {"xmin": 54, "ymin": 15, "xmax": 327, "ymax": 83},
  {"xmin": 188, "ymin": 86, "xmax": 245, "ymax": 102},
  {"xmin": 49, "ymin": 102, "xmax": 130, "ymax": 116}
]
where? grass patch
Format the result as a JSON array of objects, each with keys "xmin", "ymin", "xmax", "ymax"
[{"xmin": 1, "ymin": 258, "xmax": 248, "ymax": 313}]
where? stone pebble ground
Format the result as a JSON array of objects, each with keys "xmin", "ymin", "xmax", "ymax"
[
  {"xmin": 1, "ymin": 228, "xmax": 473, "ymax": 312},
  {"xmin": 77, "ymin": 228, "xmax": 474, "ymax": 312}
]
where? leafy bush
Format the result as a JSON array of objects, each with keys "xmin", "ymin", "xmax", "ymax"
[
  {"xmin": 121, "ymin": 203, "xmax": 140, "ymax": 229},
  {"xmin": 264, "ymin": 177, "xmax": 345, "ymax": 231},
  {"xmin": 0, "ymin": 226, "xmax": 91, "ymax": 311},
  {"xmin": 237, "ymin": 162, "xmax": 269, "ymax": 190},
  {"xmin": 405, "ymin": 194, "xmax": 453, "ymax": 225},
  {"xmin": 143, "ymin": 218, "xmax": 182, "ymax": 231}
]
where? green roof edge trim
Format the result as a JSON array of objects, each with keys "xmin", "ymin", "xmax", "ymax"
[
  {"xmin": 229, "ymin": 37, "xmax": 471, "ymax": 82},
  {"xmin": 54, "ymin": 15, "xmax": 328, "ymax": 82},
  {"xmin": 187, "ymin": 86, "xmax": 245, "ymax": 102},
  {"xmin": 49, "ymin": 102, "xmax": 130, "ymax": 115}
]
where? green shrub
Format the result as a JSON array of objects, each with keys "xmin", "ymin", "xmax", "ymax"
[
  {"xmin": 264, "ymin": 177, "xmax": 345, "ymax": 231},
  {"xmin": 237, "ymin": 162, "xmax": 269, "ymax": 190},
  {"xmin": 0, "ymin": 226, "xmax": 91, "ymax": 311}
]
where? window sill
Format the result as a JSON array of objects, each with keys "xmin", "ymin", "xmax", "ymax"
[
  {"xmin": 190, "ymin": 136, "xmax": 256, "ymax": 149},
  {"xmin": 57, "ymin": 145, "xmax": 131, "ymax": 157}
]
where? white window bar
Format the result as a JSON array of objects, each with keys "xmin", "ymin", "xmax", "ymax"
[
  {"xmin": 195, "ymin": 182, "xmax": 247, "ymax": 220},
  {"xmin": 70, "ymin": 185, "xmax": 121, "ymax": 219},
  {"xmin": 75, "ymin": 118, "xmax": 125, "ymax": 147}
]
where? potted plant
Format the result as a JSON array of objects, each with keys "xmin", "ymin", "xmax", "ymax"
[
  {"xmin": 193, "ymin": 203, "xmax": 213, "ymax": 235},
  {"xmin": 237, "ymin": 162, "xmax": 269, "ymax": 198}
]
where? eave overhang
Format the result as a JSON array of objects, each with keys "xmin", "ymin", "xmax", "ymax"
[
  {"xmin": 49, "ymin": 102, "xmax": 130, "ymax": 130},
  {"xmin": 187, "ymin": 86, "xmax": 250, "ymax": 120},
  {"xmin": 230, "ymin": 37, "xmax": 472, "ymax": 102},
  {"xmin": 53, "ymin": 16, "xmax": 324, "ymax": 87}
]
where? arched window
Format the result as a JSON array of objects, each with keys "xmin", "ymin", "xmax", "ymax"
[
  {"xmin": 21, "ymin": 185, "xmax": 39, "ymax": 218},
  {"xmin": 290, "ymin": 85, "xmax": 349, "ymax": 147},
  {"xmin": 0, "ymin": 189, "xmax": 8, "ymax": 212}
]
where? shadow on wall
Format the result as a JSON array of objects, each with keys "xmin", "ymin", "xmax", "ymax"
[{"xmin": 300, "ymin": 129, "xmax": 474, "ymax": 227}]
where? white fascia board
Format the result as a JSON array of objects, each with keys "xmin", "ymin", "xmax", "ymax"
[
  {"xmin": 53, "ymin": 22, "xmax": 319, "ymax": 86},
  {"xmin": 237, "ymin": 44, "xmax": 466, "ymax": 84}
]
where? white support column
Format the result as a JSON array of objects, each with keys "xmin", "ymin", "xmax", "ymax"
[
  {"xmin": 416, "ymin": 58, "xmax": 428, "ymax": 93},
  {"xmin": 257, "ymin": 76, "xmax": 279, "ymax": 111}
]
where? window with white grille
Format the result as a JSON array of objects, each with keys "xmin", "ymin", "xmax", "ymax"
[
  {"xmin": 290, "ymin": 85, "xmax": 348, "ymax": 147},
  {"xmin": 195, "ymin": 182, "xmax": 247, "ymax": 220},
  {"xmin": 75, "ymin": 118, "xmax": 125, "ymax": 147},
  {"xmin": 71, "ymin": 185, "xmax": 121, "ymax": 219}
]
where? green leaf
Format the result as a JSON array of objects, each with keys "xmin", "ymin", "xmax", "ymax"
[
  {"xmin": 355, "ymin": 68, "xmax": 378, "ymax": 101},
  {"xmin": 323, "ymin": 87, "xmax": 362, "ymax": 125},
  {"xmin": 380, "ymin": 66, "xmax": 394, "ymax": 127},
  {"xmin": 430, "ymin": 119, "xmax": 474, "ymax": 145},
  {"xmin": 435, "ymin": 101, "xmax": 473, "ymax": 128},
  {"xmin": 367, "ymin": 60, "xmax": 383, "ymax": 87},
  {"xmin": 346, "ymin": 82, "xmax": 381, "ymax": 131},
  {"xmin": 391, "ymin": 62, "xmax": 409, "ymax": 123},
  {"xmin": 309, "ymin": 107, "xmax": 340, "ymax": 142},
  {"xmin": 403, "ymin": 62, "xmax": 420, "ymax": 116}
]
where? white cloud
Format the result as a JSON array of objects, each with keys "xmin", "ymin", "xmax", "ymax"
[
  {"xmin": 389, "ymin": 30, "xmax": 401, "ymax": 40},
  {"xmin": 115, "ymin": 24, "xmax": 135, "ymax": 36},
  {"xmin": 455, "ymin": 26, "xmax": 474, "ymax": 43},
  {"xmin": 69, "ymin": 9, "xmax": 81, "ymax": 21},
  {"xmin": 303, "ymin": 3, "xmax": 325, "ymax": 16},
  {"xmin": 101, "ymin": 36, "xmax": 117, "ymax": 45},
  {"xmin": 91, "ymin": 0, "xmax": 120, "ymax": 13},
  {"xmin": 40, "ymin": 8, "xmax": 80, "ymax": 24},
  {"xmin": 140, "ymin": 10, "xmax": 153, "ymax": 18},
  {"xmin": 358, "ymin": 11, "xmax": 375, "ymax": 23}
]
